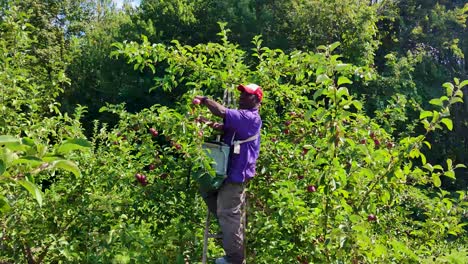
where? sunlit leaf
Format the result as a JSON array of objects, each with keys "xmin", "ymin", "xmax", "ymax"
[
  {"xmin": 337, "ymin": 76, "xmax": 352, "ymax": 86},
  {"xmin": 432, "ymin": 174, "xmax": 441, "ymax": 187},
  {"xmin": 459, "ymin": 80, "xmax": 468, "ymax": 88},
  {"xmin": 335, "ymin": 63, "xmax": 351, "ymax": 72},
  {"xmin": 419, "ymin": 111, "xmax": 433, "ymax": 119},
  {"xmin": 329, "ymin": 42, "xmax": 340, "ymax": 52},
  {"xmin": 440, "ymin": 118, "xmax": 453, "ymax": 131},
  {"xmin": 57, "ymin": 138, "xmax": 92, "ymax": 155},
  {"xmin": 12, "ymin": 156, "xmax": 43, "ymax": 167},
  {"xmin": 444, "ymin": 171, "xmax": 455, "ymax": 179},
  {"xmin": 51, "ymin": 160, "xmax": 81, "ymax": 178},
  {"xmin": 429, "ymin": 98, "xmax": 443, "ymax": 106},
  {"xmin": 18, "ymin": 180, "xmax": 43, "ymax": 207},
  {"xmin": 0, "ymin": 135, "xmax": 20, "ymax": 144},
  {"xmin": 316, "ymin": 74, "xmax": 330, "ymax": 84},
  {"xmin": 0, "ymin": 195, "xmax": 11, "ymax": 214}
]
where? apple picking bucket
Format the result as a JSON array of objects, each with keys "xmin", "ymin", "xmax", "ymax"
[
  {"xmin": 202, "ymin": 141, "xmax": 230, "ymax": 175},
  {"xmin": 196, "ymin": 141, "xmax": 230, "ymax": 192}
]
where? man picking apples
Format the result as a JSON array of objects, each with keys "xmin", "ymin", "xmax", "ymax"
[{"xmin": 194, "ymin": 83, "xmax": 263, "ymax": 264}]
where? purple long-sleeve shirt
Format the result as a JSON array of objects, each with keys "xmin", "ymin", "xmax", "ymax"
[{"xmin": 223, "ymin": 108, "xmax": 262, "ymax": 183}]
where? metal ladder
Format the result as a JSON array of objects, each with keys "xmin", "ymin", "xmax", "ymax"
[{"xmin": 202, "ymin": 210, "xmax": 222, "ymax": 264}]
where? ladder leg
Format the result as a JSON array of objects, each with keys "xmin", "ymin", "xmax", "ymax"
[{"xmin": 202, "ymin": 210, "xmax": 210, "ymax": 264}]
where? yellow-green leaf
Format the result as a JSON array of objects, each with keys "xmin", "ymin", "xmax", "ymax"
[
  {"xmin": 419, "ymin": 111, "xmax": 433, "ymax": 119},
  {"xmin": 18, "ymin": 180, "xmax": 43, "ymax": 207},
  {"xmin": 459, "ymin": 80, "xmax": 468, "ymax": 88},
  {"xmin": 0, "ymin": 135, "xmax": 20, "ymax": 144},
  {"xmin": 12, "ymin": 156, "xmax": 43, "ymax": 167},
  {"xmin": 51, "ymin": 160, "xmax": 81, "ymax": 178},
  {"xmin": 316, "ymin": 74, "xmax": 330, "ymax": 84},
  {"xmin": 57, "ymin": 138, "xmax": 92, "ymax": 154},
  {"xmin": 429, "ymin": 98, "xmax": 443, "ymax": 106},
  {"xmin": 432, "ymin": 174, "xmax": 441, "ymax": 187},
  {"xmin": 0, "ymin": 195, "xmax": 11, "ymax": 213},
  {"xmin": 335, "ymin": 63, "xmax": 350, "ymax": 72},
  {"xmin": 440, "ymin": 118, "xmax": 453, "ymax": 131},
  {"xmin": 337, "ymin": 76, "xmax": 353, "ymax": 86},
  {"xmin": 444, "ymin": 170, "xmax": 455, "ymax": 179}
]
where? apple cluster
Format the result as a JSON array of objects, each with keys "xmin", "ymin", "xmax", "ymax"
[{"xmin": 135, "ymin": 173, "xmax": 148, "ymax": 186}]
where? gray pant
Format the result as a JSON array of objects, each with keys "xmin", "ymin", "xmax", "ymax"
[{"xmin": 203, "ymin": 182, "xmax": 246, "ymax": 264}]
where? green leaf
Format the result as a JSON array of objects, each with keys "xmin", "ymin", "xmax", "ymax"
[
  {"xmin": 337, "ymin": 76, "xmax": 352, "ymax": 86},
  {"xmin": 335, "ymin": 63, "xmax": 350, "ymax": 72},
  {"xmin": 316, "ymin": 74, "xmax": 330, "ymax": 84},
  {"xmin": 419, "ymin": 111, "xmax": 433, "ymax": 119},
  {"xmin": 444, "ymin": 171, "xmax": 455, "ymax": 179},
  {"xmin": 337, "ymin": 87, "xmax": 349, "ymax": 98},
  {"xmin": 423, "ymin": 141, "xmax": 431, "ymax": 149},
  {"xmin": 446, "ymin": 159, "xmax": 453, "ymax": 170},
  {"xmin": 381, "ymin": 190, "xmax": 390, "ymax": 204},
  {"xmin": 0, "ymin": 195, "xmax": 11, "ymax": 214},
  {"xmin": 18, "ymin": 180, "xmax": 43, "ymax": 207},
  {"xmin": 352, "ymin": 100, "xmax": 362, "ymax": 110},
  {"xmin": 0, "ymin": 159, "xmax": 4, "ymax": 176},
  {"xmin": 329, "ymin": 42, "xmax": 340, "ymax": 52},
  {"xmin": 440, "ymin": 118, "xmax": 453, "ymax": 131},
  {"xmin": 0, "ymin": 135, "xmax": 20, "ymax": 145},
  {"xmin": 12, "ymin": 156, "xmax": 43, "ymax": 167},
  {"xmin": 450, "ymin": 97, "xmax": 464, "ymax": 104},
  {"xmin": 459, "ymin": 80, "xmax": 468, "ymax": 88},
  {"xmin": 442, "ymin": 82, "xmax": 454, "ymax": 96},
  {"xmin": 429, "ymin": 98, "xmax": 443, "ymax": 106},
  {"xmin": 51, "ymin": 160, "xmax": 81, "ymax": 178},
  {"xmin": 420, "ymin": 153, "xmax": 426, "ymax": 165},
  {"xmin": 432, "ymin": 174, "xmax": 441, "ymax": 187},
  {"xmin": 57, "ymin": 138, "xmax": 92, "ymax": 155}
]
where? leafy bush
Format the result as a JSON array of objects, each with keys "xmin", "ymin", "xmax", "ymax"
[{"xmin": 1, "ymin": 21, "xmax": 467, "ymax": 264}]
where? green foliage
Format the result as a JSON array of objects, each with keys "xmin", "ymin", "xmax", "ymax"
[{"xmin": 1, "ymin": 1, "xmax": 467, "ymax": 263}]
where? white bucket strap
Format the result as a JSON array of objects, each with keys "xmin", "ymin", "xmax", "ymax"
[{"xmin": 231, "ymin": 132, "xmax": 258, "ymax": 154}]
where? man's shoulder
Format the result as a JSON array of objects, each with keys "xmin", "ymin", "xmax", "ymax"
[{"xmin": 228, "ymin": 108, "xmax": 260, "ymax": 117}]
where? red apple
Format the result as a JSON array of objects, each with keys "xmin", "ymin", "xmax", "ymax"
[
  {"xmin": 139, "ymin": 174, "xmax": 148, "ymax": 186},
  {"xmin": 149, "ymin": 128, "xmax": 158, "ymax": 137},
  {"xmin": 370, "ymin": 132, "xmax": 376, "ymax": 138},
  {"xmin": 298, "ymin": 175, "xmax": 304, "ymax": 180},
  {"xmin": 160, "ymin": 173, "xmax": 168, "ymax": 179},
  {"xmin": 149, "ymin": 164, "xmax": 156, "ymax": 171},
  {"xmin": 367, "ymin": 214, "xmax": 377, "ymax": 222},
  {"xmin": 374, "ymin": 139, "xmax": 380, "ymax": 146},
  {"xmin": 302, "ymin": 147, "xmax": 309, "ymax": 155},
  {"xmin": 307, "ymin": 185, "xmax": 316, "ymax": 192},
  {"xmin": 283, "ymin": 129, "xmax": 290, "ymax": 135},
  {"xmin": 135, "ymin": 173, "xmax": 142, "ymax": 181},
  {"xmin": 284, "ymin": 120, "xmax": 292, "ymax": 126},
  {"xmin": 360, "ymin": 139, "xmax": 366, "ymax": 144},
  {"xmin": 192, "ymin": 98, "xmax": 201, "ymax": 105},
  {"xmin": 386, "ymin": 141, "xmax": 395, "ymax": 149}
]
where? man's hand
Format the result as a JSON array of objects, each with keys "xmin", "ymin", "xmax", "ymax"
[
  {"xmin": 195, "ymin": 116, "xmax": 212, "ymax": 125},
  {"xmin": 193, "ymin": 95, "xmax": 207, "ymax": 105},
  {"xmin": 195, "ymin": 116, "xmax": 224, "ymax": 131},
  {"xmin": 193, "ymin": 95, "xmax": 226, "ymax": 118}
]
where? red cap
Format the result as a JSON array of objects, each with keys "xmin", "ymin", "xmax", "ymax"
[{"xmin": 237, "ymin": 83, "xmax": 263, "ymax": 102}]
